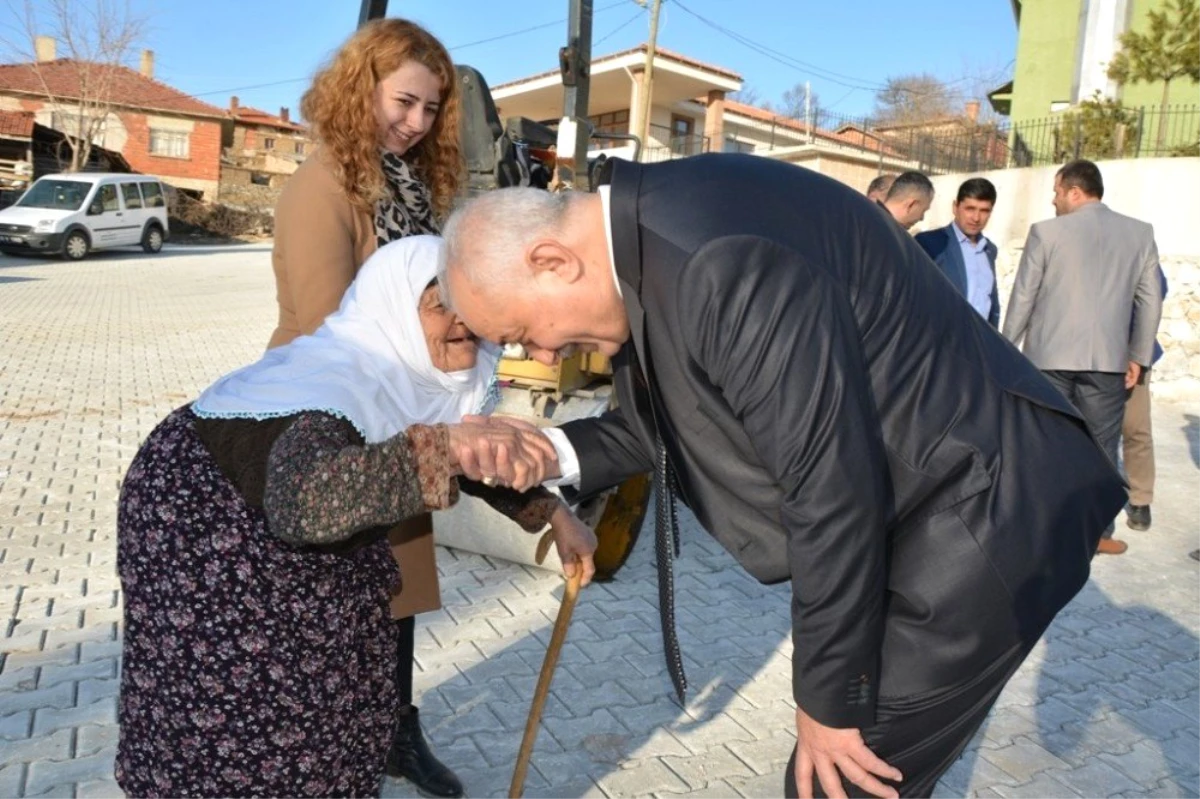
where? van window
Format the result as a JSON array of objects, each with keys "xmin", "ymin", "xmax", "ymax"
[
  {"xmin": 121, "ymin": 182, "xmax": 144, "ymax": 209},
  {"xmin": 98, "ymin": 184, "xmax": 119, "ymax": 212},
  {"xmin": 141, "ymin": 182, "xmax": 165, "ymax": 208},
  {"xmin": 16, "ymin": 179, "xmax": 90, "ymax": 211}
]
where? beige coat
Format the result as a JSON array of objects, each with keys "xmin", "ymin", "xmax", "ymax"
[{"xmin": 269, "ymin": 147, "xmax": 440, "ymax": 620}]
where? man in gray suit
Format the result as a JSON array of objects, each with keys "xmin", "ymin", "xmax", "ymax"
[{"xmin": 1003, "ymin": 159, "xmax": 1163, "ymax": 555}]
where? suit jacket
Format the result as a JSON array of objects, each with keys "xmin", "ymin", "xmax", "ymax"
[
  {"xmin": 1002, "ymin": 202, "xmax": 1163, "ymax": 371},
  {"xmin": 267, "ymin": 146, "xmax": 439, "ymax": 621},
  {"xmin": 561, "ymin": 155, "xmax": 1125, "ymax": 729},
  {"xmin": 915, "ymin": 224, "xmax": 1001, "ymax": 327}
]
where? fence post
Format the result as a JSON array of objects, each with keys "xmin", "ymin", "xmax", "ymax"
[
  {"xmin": 1073, "ymin": 114, "xmax": 1083, "ymax": 160},
  {"xmin": 1134, "ymin": 107, "xmax": 1145, "ymax": 158}
]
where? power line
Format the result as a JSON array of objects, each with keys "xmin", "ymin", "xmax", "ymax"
[
  {"xmin": 129, "ymin": 2, "xmax": 636, "ymax": 110},
  {"xmin": 671, "ymin": 0, "xmax": 986, "ymax": 100},
  {"xmin": 446, "ymin": 0, "xmax": 629, "ymax": 52},
  {"xmin": 671, "ymin": 0, "xmax": 889, "ymax": 92},
  {"xmin": 595, "ymin": 7, "xmax": 646, "ymax": 47}
]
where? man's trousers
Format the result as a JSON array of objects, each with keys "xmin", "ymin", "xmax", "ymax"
[
  {"xmin": 1042, "ymin": 370, "xmax": 1128, "ymax": 537},
  {"xmin": 784, "ymin": 642, "xmax": 1031, "ymax": 798},
  {"xmin": 1121, "ymin": 369, "xmax": 1155, "ymax": 506}
]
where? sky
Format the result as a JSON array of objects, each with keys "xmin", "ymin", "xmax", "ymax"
[{"xmin": 16, "ymin": 0, "xmax": 1019, "ymax": 122}]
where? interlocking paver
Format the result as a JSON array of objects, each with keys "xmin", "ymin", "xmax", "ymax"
[{"xmin": 1, "ymin": 245, "xmax": 1197, "ymax": 799}]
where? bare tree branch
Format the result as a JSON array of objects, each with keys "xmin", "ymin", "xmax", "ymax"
[{"xmin": 0, "ymin": 0, "xmax": 146, "ymax": 171}]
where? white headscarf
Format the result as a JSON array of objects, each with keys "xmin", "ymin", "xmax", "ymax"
[{"xmin": 193, "ymin": 235, "xmax": 499, "ymax": 443}]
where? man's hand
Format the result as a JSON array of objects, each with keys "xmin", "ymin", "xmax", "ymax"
[
  {"xmin": 548, "ymin": 503, "xmax": 597, "ymax": 587},
  {"xmin": 1125, "ymin": 361, "xmax": 1143, "ymax": 390},
  {"xmin": 446, "ymin": 418, "xmax": 559, "ymax": 491},
  {"xmin": 794, "ymin": 707, "xmax": 901, "ymax": 799}
]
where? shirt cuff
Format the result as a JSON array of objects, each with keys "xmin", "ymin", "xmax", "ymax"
[
  {"xmin": 406, "ymin": 423, "xmax": 456, "ymax": 510},
  {"xmin": 541, "ymin": 426, "xmax": 582, "ymax": 488}
]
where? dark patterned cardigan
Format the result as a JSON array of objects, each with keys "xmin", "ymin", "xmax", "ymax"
[{"xmin": 193, "ymin": 410, "xmax": 560, "ymax": 547}]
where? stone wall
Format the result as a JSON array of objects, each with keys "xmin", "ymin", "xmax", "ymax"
[
  {"xmin": 217, "ymin": 165, "xmax": 282, "ymax": 211},
  {"xmin": 926, "ymin": 158, "xmax": 1200, "ymax": 395},
  {"xmin": 991, "ymin": 247, "xmax": 1200, "ymax": 396}
]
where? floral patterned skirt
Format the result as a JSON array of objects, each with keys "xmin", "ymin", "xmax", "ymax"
[{"xmin": 115, "ymin": 408, "xmax": 401, "ymax": 798}]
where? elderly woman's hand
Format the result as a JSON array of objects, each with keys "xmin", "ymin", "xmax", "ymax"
[
  {"xmin": 446, "ymin": 418, "xmax": 559, "ymax": 491},
  {"xmin": 549, "ymin": 502, "xmax": 597, "ymax": 587}
]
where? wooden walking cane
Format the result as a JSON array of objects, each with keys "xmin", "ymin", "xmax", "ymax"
[{"xmin": 508, "ymin": 558, "xmax": 583, "ymax": 798}]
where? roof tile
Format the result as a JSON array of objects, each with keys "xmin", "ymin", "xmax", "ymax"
[{"xmin": 0, "ymin": 59, "xmax": 225, "ymax": 118}]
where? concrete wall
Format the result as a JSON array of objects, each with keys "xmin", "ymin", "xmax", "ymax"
[
  {"xmin": 1009, "ymin": 0, "xmax": 1199, "ymax": 125},
  {"xmin": 1010, "ymin": 0, "xmax": 1084, "ymax": 123},
  {"xmin": 922, "ymin": 157, "xmax": 1200, "ymax": 393}
]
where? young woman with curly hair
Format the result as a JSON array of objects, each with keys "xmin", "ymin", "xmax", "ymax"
[{"xmin": 267, "ymin": 19, "xmax": 465, "ymax": 798}]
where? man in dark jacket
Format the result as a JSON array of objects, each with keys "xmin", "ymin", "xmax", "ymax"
[
  {"xmin": 439, "ymin": 155, "xmax": 1125, "ymax": 798},
  {"xmin": 915, "ymin": 178, "xmax": 1001, "ymax": 327}
]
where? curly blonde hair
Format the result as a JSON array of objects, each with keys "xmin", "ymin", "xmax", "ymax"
[{"xmin": 301, "ymin": 19, "xmax": 462, "ymax": 220}]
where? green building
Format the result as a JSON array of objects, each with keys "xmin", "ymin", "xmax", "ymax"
[{"xmin": 989, "ymin": 0, "xmax": 1199, "ymax": 159}]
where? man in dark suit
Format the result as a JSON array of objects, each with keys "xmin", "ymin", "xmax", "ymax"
[
  {"xmin": 915, "ymin": 178, "xmax": 1001, "ymax": 328},
  {"xmin": 439, "ymin": 155, "xmax": 1125, "ymax": 798}
]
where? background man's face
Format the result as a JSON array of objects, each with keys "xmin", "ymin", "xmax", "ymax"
[
  {"xmin": 1052, "ymin": 177, "xmax": 1075, "ymax": 216},
  {"xmin": 952, "ymin": 197, "xmax": 994, "ymax": 239},
  {"xmin": 897, "ymin": 195, "xmax": 932, "ymax": 229}
]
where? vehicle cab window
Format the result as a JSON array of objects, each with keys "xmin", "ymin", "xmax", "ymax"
[
  {"xmin": 121, "ymin": 183, "xmax": 144, "ymax": 209},
  {"xmin": 98, "ymin": 184, "xmax": 120, "ymax": 213},
  {"xmin": 141, "ymin": 182, "xmax": 165, "ymax": 208}
]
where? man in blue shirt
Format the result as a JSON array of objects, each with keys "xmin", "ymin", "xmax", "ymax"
[{"xmin": 915, "ymin": 178, "xmax": 1001, "ymax": 327}]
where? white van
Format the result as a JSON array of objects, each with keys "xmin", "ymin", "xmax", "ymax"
[{"xmin": 0, "ymin": 173, "xmax": 169, "ymax": 260}]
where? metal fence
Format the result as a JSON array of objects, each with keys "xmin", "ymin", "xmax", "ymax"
[
  {"xmin": 1008, "ymin": 104, "xmax": 1199, "ymax": 166},
  {"xmin": 632, "ymin": 104, "xmax": 1199, "ymax": 174},
  {"xmin": 773, "ymin": 104, "xmax": 1199, "ymax": 173}
]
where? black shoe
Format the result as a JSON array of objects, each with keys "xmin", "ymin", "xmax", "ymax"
[
  {"xmin": 1190, "ymin": 550, "xmax": 1199, "ymax": 562},
  {"xmin": 385, "ymin": 706, "xmax": 464, "ymax": 798},
  {"xmin": 1126, "ymin": 504, "xmax": 1151, "ymax": 531}
]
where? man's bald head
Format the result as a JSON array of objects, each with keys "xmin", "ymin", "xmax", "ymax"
[
  {"xmin": 439, "ymin": 187, "xmax": 572, "ymax": 298},
  {"xmin": 438, "ymin": 187, "xmax": 629, "ymax": 365}
]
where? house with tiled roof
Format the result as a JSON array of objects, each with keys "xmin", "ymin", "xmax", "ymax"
[
  {"xmin": 0, "ymin": 36, "xmax": 225, "ymax": 199},
  {"xmin": 492, "ymin": 43, "xmax": 919, "ymax": 193},
  {"xmin": 218, "ymin": 97, "xmax": 311, "ymax": 210}
]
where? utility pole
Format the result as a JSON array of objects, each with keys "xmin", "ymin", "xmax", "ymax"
[
  {"xmin": 555, "ymin": 0, "xmax": 594, "ymax": 189},
  {"xmin": 804, "ymin": 80, "xmax": 812, "ymax": 144},
  {"xmin": 637, "ymin": 0, "xmax": 663, "ymax": 152}
]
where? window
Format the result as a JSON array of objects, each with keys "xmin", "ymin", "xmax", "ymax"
[
  {"xmin": 250, "ymin": 172, "xmax": 271, "ymax": 186},
  {"xmin": 97, "ymin": 184, "xmax": 119, "ymax": 212},
  {"xmin": 589, "ymin": 109, "xmax": 630, "ymax": 136},
  {"xmin": 50, "ymin": 111, "xmax": 105, "ymax": 144},
  {"xmin": 16, "ymin": 179, "xmax": 90, "ymax": 211},
  {"xmin": 141, "ymin": 181, "xmax": 165, "ymax": 208},
  {"xmin": 295, "ymin": 141, "xmax": 305, "ymax": 156},
  {"xmin": 149, "ymin": 129, "xmax": 190, "ymax": 158},
  {"xmin": 120, "ymin": 182, "xmax": 143, "ymax": 209},
  {"xmin": 587, "ymin": 109, "xmax": 632, "ymax": 149},
  {"xmin": 670, "ymin": 115, "xmax": 698, "ymax": 155},
  {"xmin": 263, "ymin": 137, "xmax": 276, "ymax": 151},
  {"xmin": 723, "ymin": 137, "xmax": 755, "ymax": 154}
]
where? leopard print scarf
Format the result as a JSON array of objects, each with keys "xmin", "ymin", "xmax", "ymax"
[{"xmin": 374, "ymin": 152, "xmax": 439, "ymax": 248}]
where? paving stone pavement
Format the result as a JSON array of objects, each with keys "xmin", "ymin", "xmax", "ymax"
[{"xmin": 1, "ymin": 246, "xmax": 1197, "ymax": 799}]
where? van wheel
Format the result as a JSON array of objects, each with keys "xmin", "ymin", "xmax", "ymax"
[
  {"xmin": 142, "ymin": 225, "xmax": 164, "ymax": 254},
  {"xmin": 63, "ymin": 231, "xmax": 89, "ymax": 261}
]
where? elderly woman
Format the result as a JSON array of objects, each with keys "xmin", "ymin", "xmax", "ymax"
[
  {"xmin": 272, "ymin": 24, "xmax": 470, "ymax": 793},
  {"xmin": 114, "ymin": 236, "xmax": 594, "ymax": 798}
]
